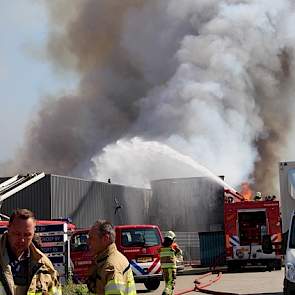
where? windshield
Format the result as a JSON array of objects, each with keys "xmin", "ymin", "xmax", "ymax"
[
  {"xmin": 121, "ymin": 228, "xmax": 161, "ymax": 247},
  {"xmin": 71, "ymin": 233, "xmax": 89, "ymax": 252},
  {"xmin": 289, "ymin": 215, "xmax": 295, "ymax": 249},
  {"xmin": 288, "ymin": 169, "xmax": 295, "ymax": 199}
]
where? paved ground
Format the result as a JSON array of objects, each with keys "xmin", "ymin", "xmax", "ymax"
[{"xmin": 136, "ymin": 268, "xmax": 284, "ymax": 294}]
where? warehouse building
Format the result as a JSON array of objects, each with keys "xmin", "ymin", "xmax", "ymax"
[
  {"xmin": 0, "ymin": 174, "xmax": 224, "ymax": 231},
  {"xmin": 0, "ymin": 174, "xmax": 151, "ymax": 228}
]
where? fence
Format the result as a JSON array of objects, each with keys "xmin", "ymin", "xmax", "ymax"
[{"xmin": 163, "ymin": 231, "xmax": 200, "ymax": 265}]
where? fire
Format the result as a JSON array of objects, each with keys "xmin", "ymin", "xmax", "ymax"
[{"xmin": 240, "ymin": 182, "xmax": 253, "ymax": 201}]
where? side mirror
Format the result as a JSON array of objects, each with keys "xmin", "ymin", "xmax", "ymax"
[{"xmin": 262, "ymin": 235, "xmax": 273, "ymax": 254}]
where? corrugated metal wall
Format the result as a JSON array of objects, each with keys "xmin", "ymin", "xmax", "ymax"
[
  {"xmin": 0, "ymin": 175, "xmax": 51, "ymax": 219},
  {"xmin": 0, "ymin": 175, "xmax": 224, "ymax": 234},
  {"xmin": 149, "ymin": 177, "xmax": 224, "ymax": 232},
  {"xmin": 50, "ymin": 175, "xmax": 151, "ymax": 228}
]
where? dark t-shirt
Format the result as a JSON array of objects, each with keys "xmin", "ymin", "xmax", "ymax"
[{"xmin": 7, "ymin": 242, "xmax": 30, "ymax": 286}]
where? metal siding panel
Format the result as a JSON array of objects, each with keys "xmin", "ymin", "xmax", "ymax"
[
  {"xmin": 150, "ymin": 177, "xmax": 224, "ymax": 232},
  {"xmin": 199, "ymin": 231, "xmax": 225, "ymax": 266},
  {"xmin": 50, "ymin": 175, "xmax": 151, "ymax": 228},
  {"xmin": 122, "ymin": 186, "xmax": 151, "ymax": 224},
  {"xmin": 0, "ymin": 175, "xmax": 51, "ymax": 219},
  {"xmin": 71, "ymin": 181, "xmax": 106, "ymax": 227},
  {"xmin": 71, "ymin": 182, "xmax": 151, "ymax": 227},
  {"xmin": 50, "ymin": 175, "xmax": 94, "ymax": 221}
]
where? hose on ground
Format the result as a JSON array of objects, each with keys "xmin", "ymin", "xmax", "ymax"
[{"xmin": 175, "ymin": 272, "xmax": 241, "ymax": 295}]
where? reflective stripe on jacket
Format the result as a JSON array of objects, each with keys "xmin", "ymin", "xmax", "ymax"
[
  {"xmin": 160, "ymin": 247, "xmax": 177, "ymax": 269},
  {"xmin": 26, "ymin": 285, "xmax": 62, "ymax": 295},
  {"xmin": 0, "ymin": 233, "xmax": 62, "ymax": 295},
  {"xmin": 105, "ymin": 270, "xmax": 137, "ymax": 295},
  {"xmin": 27, "ymin": 286, "xmax": 62, "ymax": 295},
  {"xmin": 87, "ymin": 243, "xmax": 136, "ymax": 295}
]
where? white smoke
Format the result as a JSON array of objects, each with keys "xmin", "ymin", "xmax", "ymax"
[
  {"xmin": 4, "ymin": 1, "xmax": 294, "ymax": 193},
  {"xmin": 90, "ymin": 0, "xmax": 295, "ymax": 189}
]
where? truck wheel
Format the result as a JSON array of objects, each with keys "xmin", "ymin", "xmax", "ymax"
[
  {"xmin": 284, "ymin": 284, "xmax": 292, "ymax": 295},
  {"xmin": 266, "ymin": 263, "xmax": 274, "ymax": 272},
  {"xmin": 284, "ymin": 278, "xmax": 295, "ymax": 295},
  {"xmin": 284, "ymin": 286, "xmax": 290, "ymax": 295},
  {"xmin": 227, "ymin": 261, "xmax": 241, "ymax": 273},
  {"xmin": 144, "ymin": 278, "xmax": 160, "ymax": 291}
]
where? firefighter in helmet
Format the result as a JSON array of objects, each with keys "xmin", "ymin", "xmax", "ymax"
[
  {"xmin": 159, "ymin": 231, "xmax": 182, "ymax": 295},
  {"xmin": 254, "ymin": 191, "xmax": 262, "ymax": 201}
]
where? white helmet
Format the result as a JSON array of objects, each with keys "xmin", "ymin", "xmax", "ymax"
[{"xmin": 165, "ymin": 231, "xmax": 176, "ymax": 240}]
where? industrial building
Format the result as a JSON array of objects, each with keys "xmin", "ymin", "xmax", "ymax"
[
  {"xmin": 0, "ymin": 174, "xmax": 151, "ymax": 228},
  {"xmin": 0, "ymin": 174, "xmax": 224, "ymax": 230},
  {"xmin": 0, "ymin": 174, "xmax": 224, "ymax": 262}
]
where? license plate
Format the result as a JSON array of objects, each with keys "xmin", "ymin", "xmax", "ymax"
[{"xmin": 136, "ymin": 257, "xmax": 153, "ymax": 263}]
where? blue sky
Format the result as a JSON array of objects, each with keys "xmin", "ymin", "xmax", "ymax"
[{"xmin": 0, "ymin": 1, "xmax": 76, "ymax": 161}]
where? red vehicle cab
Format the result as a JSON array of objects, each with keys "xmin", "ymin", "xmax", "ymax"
[
  {"xmin": 70, "ymin": 228, "xmax": 92, "ymax": 283},
  {"xmin": 70, "ymin": 224, "xmax": 163, "ymax": 291}
]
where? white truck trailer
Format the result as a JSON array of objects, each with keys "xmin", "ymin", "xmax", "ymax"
[{"xmin": 279, "ymin": 161, "xmax": 295, "ymax": 294}]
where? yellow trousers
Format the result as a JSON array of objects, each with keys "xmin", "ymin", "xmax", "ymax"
[{"xmin": 162, "ymin": 268, "xmax": 176, "ymax": 295}]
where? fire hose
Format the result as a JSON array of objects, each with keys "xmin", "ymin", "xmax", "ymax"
[{"xmin": 174, "ymin": 272, "xmax": 241, "ymax": 295}]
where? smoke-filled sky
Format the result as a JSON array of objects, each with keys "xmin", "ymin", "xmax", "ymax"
[
  {"xmin": 0, "ymin": 0, "xmax": 77, "ymax": 161},
  {"xmin": 2, "ymin": 0, "xmax": 295, "ymax": 193}
]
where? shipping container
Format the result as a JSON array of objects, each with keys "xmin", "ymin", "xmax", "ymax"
[{"xmin": 199, "ymin": 231, "xmax": 225, "ymax": 267}]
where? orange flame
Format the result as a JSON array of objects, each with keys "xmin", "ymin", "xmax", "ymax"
[{"xmin": 240, "ymin": 182, "xmax": 253, "ymax": 201}]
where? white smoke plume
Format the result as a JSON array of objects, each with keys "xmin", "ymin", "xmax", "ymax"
[
  {"xmin": 91, "ymin": 0, "xmax": 295, "ymax": 192},
  {"xmin": 2, "ymin": 0, "xmax": 295, "ymax": 193}
]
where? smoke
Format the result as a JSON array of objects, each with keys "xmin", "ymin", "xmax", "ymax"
[{"xmin": 3, "ymin": 0, "xmax": 295, "ymax": 193}]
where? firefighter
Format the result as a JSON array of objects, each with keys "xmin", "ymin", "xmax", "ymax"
[
  {"xmin": 254, "ymin": 191, "xmax": 262, "ymax": 201},
  {"xmin": 0, "ymin": 209, "xmax": 61, "ymax": 295},
  {"xmin": 160, "ymin": 231, "xmax": 182, "ymax": 295},
  {"xmin": 87, "ymin": 220, "xmax": 136, "ymax": 295}
]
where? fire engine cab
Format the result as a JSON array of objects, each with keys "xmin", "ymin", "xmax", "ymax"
[{"xmin": 224, "ymin": 189, "xmax": 282, "ymax": 271}]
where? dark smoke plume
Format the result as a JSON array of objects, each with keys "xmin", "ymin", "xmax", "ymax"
[{"xmin": 2, "ymin": 0, "xmax": 295, "ymax": 194}]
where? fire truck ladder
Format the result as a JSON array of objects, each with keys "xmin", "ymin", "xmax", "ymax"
[{"xmin": 0, "ymin": 172, "xmax": 45, "ymax": 218}]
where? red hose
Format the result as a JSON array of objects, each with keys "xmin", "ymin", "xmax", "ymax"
[
  {"xmin": 174, "ymin": 272, "xmax": 213, "ymax": 295},
  {"xmin": 175, "ymin": 272, "xmax": 241, "ymax": 295}
]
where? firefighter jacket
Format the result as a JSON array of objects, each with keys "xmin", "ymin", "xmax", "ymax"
[
  {"xmin": 87, "ymin": 243, "xmax": 136, "ymax": 295},
  {"xmin": 0, "ymin": 233, "xmax": 62, "ymax": 295},
  {"xmin": 160, "ymin": 243, "xmax": 182, "ymax": 269}
]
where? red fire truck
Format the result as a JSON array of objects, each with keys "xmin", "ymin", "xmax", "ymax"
[{"xmin": 224, "ymin": 189, "xmax": 282, "ymax": 271}]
